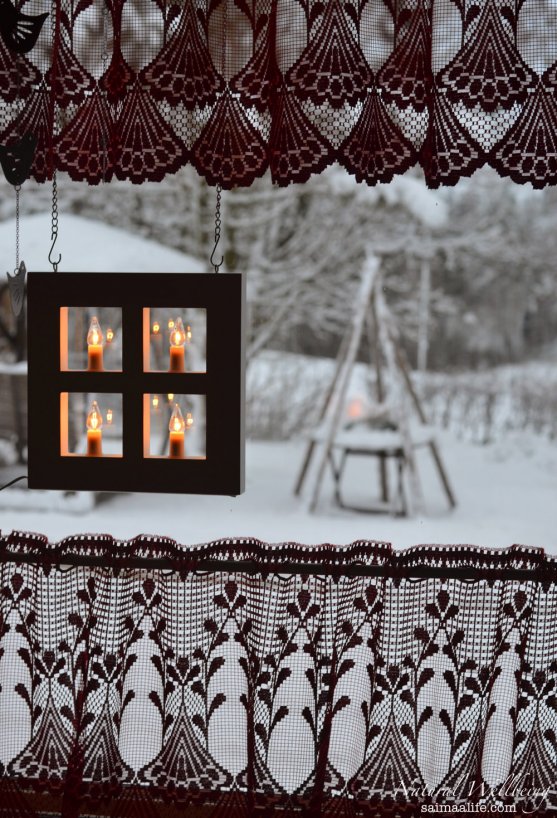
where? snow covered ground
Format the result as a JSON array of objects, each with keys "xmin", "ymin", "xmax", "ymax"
[{"xmin": 1, "ymin": 430, "xmax": 556, "ymax": 553}]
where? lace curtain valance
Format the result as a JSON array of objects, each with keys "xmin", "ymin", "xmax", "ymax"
[
  {"xmin": 0, "ymin": 534, "xmax": 556, "ymax": 816},
  {"xmin": 1, "ymin": 0, "xmax": 557, "ymax": 188}
]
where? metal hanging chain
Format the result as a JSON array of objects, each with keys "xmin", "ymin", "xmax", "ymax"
[
  {"xmin": 210, "ymin": 183, "xmax": 223, "ymax": 273},
  {"xmin": 48, "ymin": 171, "xmax": 61, "ymax": 272},
  {"xmin": 47, "ymin": 0, "xmax": 61, "ymax": 272},
  {"xmin": 14, "ymin": 184, "xmax": 20, "ymax": 272},
  {"xmin": 208, "ymin": 0, "xmax": 228, "ymax": 274}
]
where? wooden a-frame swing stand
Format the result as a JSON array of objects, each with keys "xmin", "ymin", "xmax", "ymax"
[{"xmin": 294, "ymin": 254, "xmax": 456, "ymax": 516}]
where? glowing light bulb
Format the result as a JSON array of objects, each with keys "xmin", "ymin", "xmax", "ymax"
[
  {"xmin": 152, "ymin": 394, "xmax": 160, "ymax": 409},
  {"xmin": 167, "ymin": 393, "xmax": 174, "ymax": 403},
  {"xmin": 106, "ymin": 328, "xmax": 114, "ymax": 343},
  {"xmin": 152, "ymin": 321, "xmax": 160, "ymax": 335},
  {"xmin": 169, "ymin": 403, "xmax": 185, "ymax": 433},
  {"xmin": 106, "ymin": 408, "xmax": 113, "ymax": 425},
  {"xmin": 169, "ymin": 317, "xmax": 185, "ymax": 348},
  {"xmin": 185, "ymin": 412, "xmax": 193, "ymax": 429},
  {"xmin": 348, "ymin": 398, "xmax": 364, "ymax": 419},
  {"xmin": 185, "ymin": 324, "xmax": 192, "ymax": 343},
  {"xmin": 87, "ymin": 400, "xmax": 103, "ymax": 431},
  {"xmin": 87, "ymin": 316, "xmax": 103, "ymax": 347},
  {"xmin": 168, "ymin": 319, "xmax": 175, "ymax": 330}
]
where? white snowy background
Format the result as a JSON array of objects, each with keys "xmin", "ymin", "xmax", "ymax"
[{"xmin": 0, "ymin": 167, "xmax": 556, "ymax": 553}]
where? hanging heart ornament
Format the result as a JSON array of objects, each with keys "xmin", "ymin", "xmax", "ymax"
[{"xmin": 7, "ymin": 260, "xmax": 26, "ymax": 316}]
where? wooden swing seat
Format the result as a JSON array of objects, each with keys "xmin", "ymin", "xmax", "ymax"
[{"xmin": 311, "ymin": 423, "xmax": 438, "ymax": 516}]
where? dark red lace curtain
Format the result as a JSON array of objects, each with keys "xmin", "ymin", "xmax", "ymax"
[
  {"xmin": 2, "ymin": 0, "xmax": 557, "ymax": 188},
  {"xmin": 0, "ymin": 533, "xmax": 556, "ymax": 816}
]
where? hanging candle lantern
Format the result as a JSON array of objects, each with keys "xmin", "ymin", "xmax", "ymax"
[
  {"xmin": 87, "ymin": 316, "xmax": 104, "ymax": 371},
  {"xmin": 26, "ymin": 272, "xmax": 245, "ymax": 495}
]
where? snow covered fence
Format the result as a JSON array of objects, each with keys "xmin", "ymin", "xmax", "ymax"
[
  {"xmin": 420, "ymin": 364, "xmax": 557, "ymax": 444},
  {"xmin": 247, "ymin": 353, "xmax": 557, "ymax": 445}
]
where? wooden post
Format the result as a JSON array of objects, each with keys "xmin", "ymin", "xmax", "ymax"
[
  {"xmin": 417, "ymin": 256, "xmax": 431, "ymax": 373},
  {"xmin": 367, "ymin": 296, "xmax": 388, "ymax": 502},
  {"xmin": 306, "ymin": 256, "xmax": 379, "ymax": 513},
  {"xmin": 374, "ymin": 283, "xmax": 424, "ymax": 515},
  {"xmin": 293, "ymin": 328, "xmax": 351, "ymax": 496},
  {"xmin": 389, "ymin": 317, "xmax": 457, "ymax": 509}
]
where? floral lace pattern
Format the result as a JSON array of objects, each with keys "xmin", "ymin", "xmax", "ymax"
[
  {"xmin": 1, "ymin": 0, "xmax": 557, "ymax": 187},
  {"xmin": 0, "ymin": 533, "xmax": 556, "ymax": 815}
]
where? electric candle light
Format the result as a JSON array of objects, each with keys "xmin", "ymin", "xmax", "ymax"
[
  {"xmin": 87, "ymin": 316, "xmax": 104, "ymax": 371},
  {"xmin": 168, "ymin": 403, "xmax": 189, "ymax": 458},
  {"xmin": 106, "ymin": 408, "xmax": 113, "ymax": 425},
  {"xmin": 106, "ymin": 328, "xmax": 114, "ymax": 344},
  {"xmin": 86, "ymin": 400, "xmax": 103, "ymax": 456},
  {"xmin": 152, "ymin": 394, "xmax": 160, "ymax": 410},
  {"xmin": 152, "ymin": 321, "xmax": 160, "ymax": 335},
  {"xmin": 169, "ymin": 317, "xmax": 186, "ymax": 372},
  {"xmin": 167, "ymin": 393, "xmax": 174, "ymax": 403}
]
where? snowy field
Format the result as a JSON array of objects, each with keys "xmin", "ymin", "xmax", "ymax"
[{"xmin": 1, "ymin": 430, "xmax": 556, "ymax": 553}]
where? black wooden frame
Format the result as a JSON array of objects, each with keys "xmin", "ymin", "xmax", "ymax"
[{"xmin": 27, "ymin": 272, "xmax": 245, "ymax": 495}]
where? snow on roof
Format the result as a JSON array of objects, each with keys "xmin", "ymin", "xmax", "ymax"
[{"xmin": 0, "ymin": 213, "xmax": 205, "ymax": 278}]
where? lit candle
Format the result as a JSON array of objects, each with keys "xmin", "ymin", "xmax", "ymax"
[
  {"xmin": 152, "ymin": 394, "xmax": 160, "ymax": 410},
  {"xmin": 152, "ymin": 320, "xmax": 162, "ymax": 345},
  {"xmin": 106, "ymin": 408, "xmax": 113, "ymax": 425},
  {"xmin": 168, "ymin": 403, "xmax": 186, "ymax": 458},
  {"xmin": 86, "ymin": 400, "xmax": 103, "ymax": 456},
  {"xmin": 106, "ymin": 328, "xmax": 114, "ymax": 344},
  {"xmin": 169, "ymin": 317, "xmax": 186, "ymax": 372},
  {"xmin": 87, "ymin": 316, "xmax": 104, "ymax": 371}
]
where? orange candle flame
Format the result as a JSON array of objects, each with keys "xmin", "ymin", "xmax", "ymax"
[
  {"xmin": 87, "ymin": 400, "xmax": 103, "ymax": 431},
  {"xmin": 169, "ymin": 317, "xmax": 185, "ymax": 348},
  {"xmin": 87, "ymin": 316, "xmax": 103, "ymax": 347},
  {"xmin": 169, "ymin": 404, "xmax": 186, "ymax": 433}
]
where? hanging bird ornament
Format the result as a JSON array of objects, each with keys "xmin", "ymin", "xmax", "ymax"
[
  {"xmin": 7, "ymin": 260, "xmax": 26, "ymax": 317},
  {"xmin": 0, "ymin": 132, "xmax": 36, "ymax": 185},
  {"xmin": 0, "ymin": 0, "xmax": 48, "ymax": 53}
]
